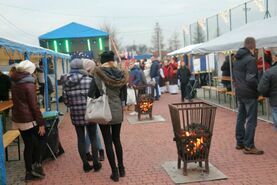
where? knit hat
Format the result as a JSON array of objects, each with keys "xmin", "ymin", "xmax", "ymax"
[
  {"xmin": 100, "ymin": 51, "xmax": 115, "ymax": 64},
  {"xmin": 16, "ymin": 60, "xmax": 36, "ymax": 74},
  {"xmin": 82, "ymin": 59, "xmax": 96, "ymax": 72},
  {"xmin": 70, "ymin": 58, "xmax": 83, "ymax": 70}
]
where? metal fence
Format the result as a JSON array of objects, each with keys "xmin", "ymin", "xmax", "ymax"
[{"xmin": 183, "ymin": 0, "xmax": 277, "ymax": 46}]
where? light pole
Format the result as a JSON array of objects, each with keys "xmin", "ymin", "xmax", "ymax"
[{"xmin": 264, "ymin": 0, "xmax": 271, "ymax": 18}]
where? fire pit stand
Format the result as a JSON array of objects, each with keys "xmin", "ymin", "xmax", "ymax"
[
  {"xmin": 134, "ymin": 85, "xmax": 154, "ymax": 121},
  {"xmin": 168, "ymin": 102, "xmax": 217, "ymax": 175}
]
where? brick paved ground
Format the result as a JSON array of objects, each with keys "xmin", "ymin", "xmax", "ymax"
[{"xmin": 6, "ymin": 93, "xmax": 277, "ymax": 185}]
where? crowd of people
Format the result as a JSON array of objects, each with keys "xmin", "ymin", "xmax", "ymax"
[{"xmin": 3, "ymin": 37, "xmax": 277, "ymax": 183}]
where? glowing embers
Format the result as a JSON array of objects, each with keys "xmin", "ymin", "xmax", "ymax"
[
  {"xmin": 139, "ymin": 95, "xmax": 154, "ymax": 114},
  {"xmin": 179, "ymin": 124, "xmax": 211, "ymax": 160}
]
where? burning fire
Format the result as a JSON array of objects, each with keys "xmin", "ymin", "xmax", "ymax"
[
  {"xmin": 180, "ymin": 130, "xmax": 206, "ymax": 157},
  {"xmin": 139, "ymin": 101, "xmax": 153, "ymax": 113}
]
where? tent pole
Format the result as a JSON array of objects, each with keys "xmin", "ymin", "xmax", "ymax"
[
  {"xmin": 54, "ymin": 56, "xmax": 59, "ymax": 113},
  {"xmin": 207, "ymin": 54, "xmax": 212, "ymax": 99},
  {"xmin": 24, "ymin": 52, "xmax": 30, "ymax": 60},
  {"xmin": 261, "ymin": 49, "xmax": 270, "ymax": 121},
  {"xmin": 229, "ymin": 53, "xmax": 235, "ymax": 110},
  {"xmin": 62, "ymin": 58, "xmax": 65, "ymax": 74},
  {"xmin": 42, "ymin": 54, "xmax": 49, "ymax": 111}
]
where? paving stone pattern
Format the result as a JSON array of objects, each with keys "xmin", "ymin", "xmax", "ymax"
[{"xmin": 5, "ymin": 93, "xmax": 277, "ymax": 185}]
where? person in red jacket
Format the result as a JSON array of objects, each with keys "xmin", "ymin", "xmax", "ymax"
[{"xmin": 11, "ymin": 60, "xmax": 46, "ymax": 181}]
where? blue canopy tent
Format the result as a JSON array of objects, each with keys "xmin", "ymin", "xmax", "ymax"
[
  {"xmin": 134, "ymin": 53, "xmax": 152, "ymax": 60},
  {"xmin": 39, "ymin": 22, "xmax": 109, "ymax": 56},
  {"xmin": 39, "ymin": 22, "xmax": 109, "ymax": 40},
  {"xmin": 0, "ymin": 37, "xmax": 70, "ymax": 112}
]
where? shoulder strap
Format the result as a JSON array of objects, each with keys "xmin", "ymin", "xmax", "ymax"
[{"xmin": 101, "ymin": 81, "xmax": 106, "ymax": 94}]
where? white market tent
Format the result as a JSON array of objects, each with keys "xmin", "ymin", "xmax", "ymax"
[
  {"xmin": 167, "ymin": 43, "xmax": 202, "ymax": 56},
  {"xmin": 192, "ymin": 16, "xmax": 277, "ymax": 54}
]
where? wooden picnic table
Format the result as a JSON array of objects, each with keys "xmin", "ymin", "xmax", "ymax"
[
  {"xmin": 0, "ymin": 100, "xmax": 13, "ymax": 112},
  {"xmin": 0, "ymin": 100, "xmax": 13, "ymax": 133},
  {"xmin": 213, "ymin": 76, "xmax": 232, "ymax": 81}
]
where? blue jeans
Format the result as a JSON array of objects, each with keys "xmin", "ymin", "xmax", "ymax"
[
  {"xmin": 154, "ymin": 76, "xmax": 160, "ymax": 100},
  {"xmin": 271, "ymin": 106, "xmax": 277, "ymax": 129},
  {"xmin": 85, "ymin": 125, "xmax": 103, "ymax": 153},
  {"xmin": 236, "ymin": 98, "xmax": 258, "ymax": 148}
]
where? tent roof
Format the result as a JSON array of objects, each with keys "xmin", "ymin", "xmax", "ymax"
[
  {"xmin": 167, "ymin": 43, "xmax": 202, "ymax": 56},
  {"xmin": 39, "ymin": 22, "xmax": 109, "ymax": 40},
  {"xmin": 0, "ymin": 37, "xmax": 70, "ymax": 59},
  {"xmin": 134, "ymin": 53, "xmax": 152, "ymax": 60},
  {"xmin": 193, "ymin": 16, "xmax": 277, "ymax": 54}
]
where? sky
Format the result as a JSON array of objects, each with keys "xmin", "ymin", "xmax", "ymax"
[{"xmin": 0, "ymin": 0, "xmax": 245, "ymax": 48}]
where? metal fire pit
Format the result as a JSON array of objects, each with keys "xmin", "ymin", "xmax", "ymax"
[
  {"xmin": 134, "ymin": 85, "xmax": 154, "ymax": 121},
  {"xmin": 168, "ymin": 102, "xmax": 217, "ymax": 175}
]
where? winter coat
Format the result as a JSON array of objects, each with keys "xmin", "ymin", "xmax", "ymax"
[
  {"xmin": 177, "ymin": 66, "xmax": 191, "ymax": 84},
  {"xmin": 11, "ymin": 72, "xmax": 45, "ymax": 126},
  {"xmin": 233, "ymin": 47, "xmax": 259, "ymax": 99},
  {"xmin": 62, "ymin": 71, "xmax": 92, "ymax": 126},
  {"xmin": 221, "ymin": 56, "xmax": 231, "ymax": 77},
  {"xmin": 129, "ymin": 65, "xmax": 142, "ymax": 86},
  {"xmin": 0, "ymin": 72, "xmax": 11, "ymax": 99},
  {"xmin": 150, "ymin": 60, "xmax": 160, "ymax": 79},
  {"xmin": 258, "ymin": 63, "xmax": 277, "ymax": 107},
  {"xmin": 168, "ymin": 62, "xmax": 178, "ymax": 85},
  {"xmin": 88, "ymin": 66, "xmax": 128, "ymax": 124}
]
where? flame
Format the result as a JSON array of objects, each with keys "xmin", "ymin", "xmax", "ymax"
[
  {"xmin": 181, "ymin": 130, "xmax": 205, "ymax": 156},
  {"xmin": 139, "ymin": 101, "xmax": 153, "ymax": 113}
]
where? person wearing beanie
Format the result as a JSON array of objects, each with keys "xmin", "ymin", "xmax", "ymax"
[
  {"xmin": 258, "ymin": 50, "xmax": 277, "ymax": 131},
  {"xmin": 88, "ymin": 51, "xmax": 128, "ymax": 182},
  {"xmin": 81, "ymin": 59, "xmax": 106, "ymax": 162},
  {"xmin": 61, "ymin": 58, "xmax": 102, "ymax": 173},
  {"xmin": 11, "ymin": 60, "xmax": 46, "ymax": 181}
]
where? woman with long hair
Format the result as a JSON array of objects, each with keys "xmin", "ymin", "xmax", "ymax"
[{"xmin": 88, "ymin": 51, "xmax": 128, "ymax": 182}]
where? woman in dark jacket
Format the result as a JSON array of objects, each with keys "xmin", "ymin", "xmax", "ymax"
[
  {"xmin": 11, "ymin": 60, "xmax": 46, "ymax": 181},
  {"xmin": 221, "ymin": 55, "xmax": 233, "ymax": 91},
  {"xmin": 62, "ymin": 58, "xmax": 102, "ymax": 173},
  {"xmin": 88, "ymin": 51, "xmax": 128, "ymax": 182}
]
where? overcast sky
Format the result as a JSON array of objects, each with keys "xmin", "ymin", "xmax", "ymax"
[{"xmin": 0, "ymin": 0, "xmax": 245, "ymax": 48}]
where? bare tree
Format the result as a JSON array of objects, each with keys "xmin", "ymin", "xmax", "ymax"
[
  {"xmin": 193, "ymin": 23, "xmax": 206, "ymax": 44},
  {"xmin": 100, "ymin": 22, "xmax": 121, "ymax": 51},
  {"xmin": 151, "ymin": 22, "xmax": 164, "ymax": 58},
  {"xmin": 168, "ymin": 32, "xmax": 181, "ymax": 51}
]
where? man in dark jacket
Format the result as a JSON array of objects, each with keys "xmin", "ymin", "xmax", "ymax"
[
  {"xmin": 177, "ymin": 61, "xmax": 191, "ymax": 102},
  {"xmin": 233, "ymin": 37, "xmax": 263, "ymax": 155},
  {"xmin": 0, "ymin": 70, "xmax": 11, "ymax": 101},
  {"xmin": 150, "ymin": 58, "xmax": 160, "ymax": 100},
  {"xmin": 258, "ymin": 51, "xmax": 277, "ymax": 131}
]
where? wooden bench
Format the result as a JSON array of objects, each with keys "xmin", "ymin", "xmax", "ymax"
[
  {"xmin": 202, "ymin": 86, "xmax": 227, "ymax": 103},
  {"xmin": 225, "ymin": 91, "xmax": 265, "ymax": 113},
  {"xmin": 3, "ymin": 130, "xmax": 20, "ymax": 161}
]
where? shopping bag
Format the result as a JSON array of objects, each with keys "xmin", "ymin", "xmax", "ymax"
[
  {"xmin": 126, "ymin": 88, "xmax": 137, "ymax": 105},
  {"xmin": 85, "ymin": 82, "xmax": 112, "ymax": 124},
  {"xmin": 169, "ymin": 84, "xmax": 179, "ymax": 94}
]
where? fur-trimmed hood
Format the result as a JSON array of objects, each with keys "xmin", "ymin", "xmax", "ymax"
[{"xmin": 94, "ymin": 66, "xmax": 128, "ymax": 88}]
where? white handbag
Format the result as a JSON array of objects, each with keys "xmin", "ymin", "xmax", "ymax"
[
  {"xmin": 126, "ymin": 87, "xmax": 137, "ymax": 105},
  {"xmin": 85, "ymin": 81, "xmax": 112, "ymax": 124}
]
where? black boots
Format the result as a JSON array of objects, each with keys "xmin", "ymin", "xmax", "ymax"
[
  {"xmin": 110, "ymin": 168, "xmax": 119, "ymax": 182},
  {"xmin": 86, "ymin": 152, "xmax": 93, "ymax": 161},
  {"xmin": 83, "ymin": 163, "xmax": 93, "ymax": 173},
  {"xmin": 118, "ymin": 166, "xmax": 126, "ymax": 177},
  {"xmin": 93, "ymin": 162, "xmax": 102, "ymax": 172},
  {"xmin": 110, "ymin": 166, "xmax": 125, "ymax": 182},
  {"xmin": 99, "ymin": 149, "xmax": 105, "ymax": 161}
]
